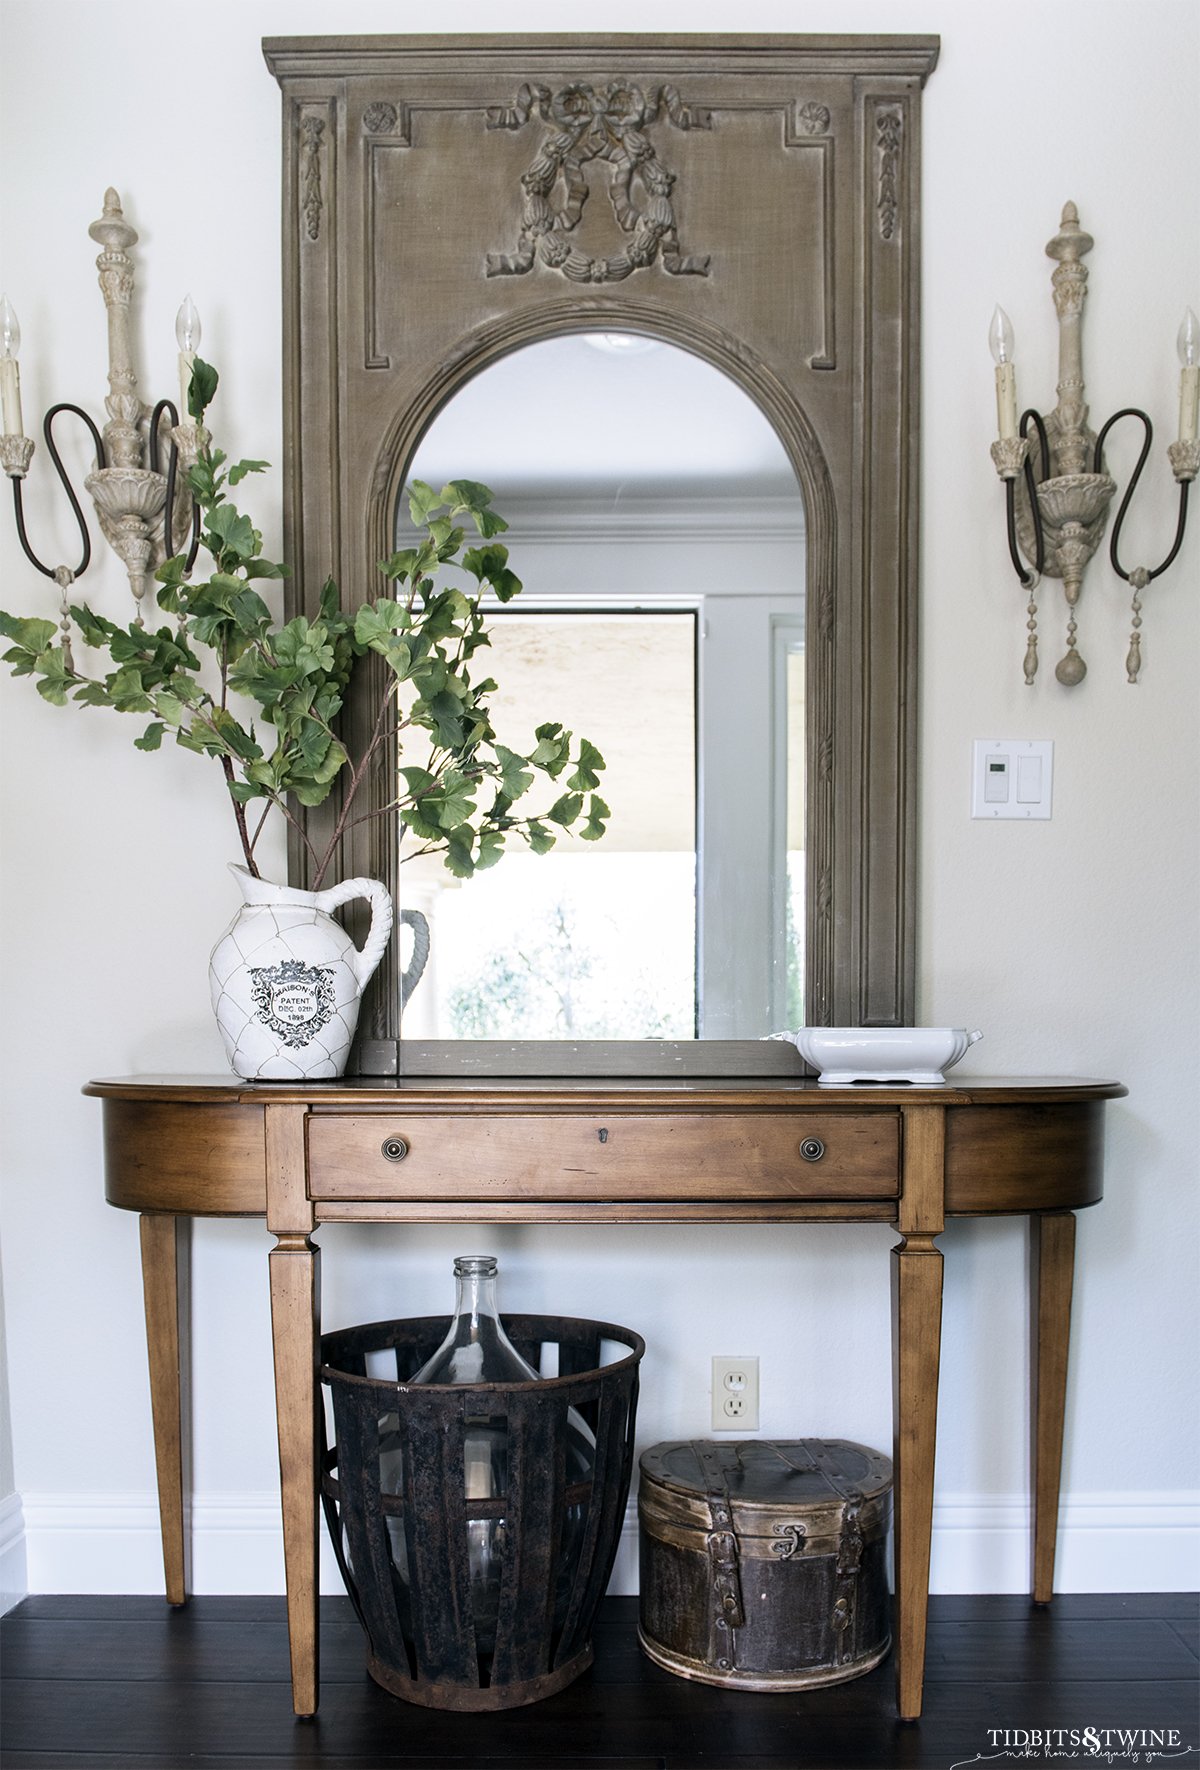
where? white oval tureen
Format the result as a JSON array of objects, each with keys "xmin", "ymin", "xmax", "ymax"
[{"xmin": 782, "ymin": 1027, "xmax": 983, "ymax": 1087}]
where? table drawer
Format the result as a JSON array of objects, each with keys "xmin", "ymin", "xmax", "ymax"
[{"xmin": 306, "ymin": 1112, "xmax": 900, "ymax": 1202}]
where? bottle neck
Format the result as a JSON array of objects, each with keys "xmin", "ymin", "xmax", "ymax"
[{"xmin": 453, "ymin": 1266, "xmax": 501, "ymax": 1341}]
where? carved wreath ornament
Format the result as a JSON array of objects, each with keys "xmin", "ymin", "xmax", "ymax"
[{"xmin": 485, "ymin": 81, "xmax": 712, "ymax": 284}]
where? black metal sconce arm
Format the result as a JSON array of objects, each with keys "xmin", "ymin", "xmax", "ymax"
[
  {"xmin": 1003, "ymin": 408, "xmax": 1049, "ymax": 587},
  {"xmin": 1095, "ymin": 408, "xmax": 1191, "ymax": 585},
  {"xmin": 149, "ymin": 398, "xmax": 202, "ymax": 574},
  {"xmin": 11, "ymin": 403, "xmax": 105, "ymax": 580}
]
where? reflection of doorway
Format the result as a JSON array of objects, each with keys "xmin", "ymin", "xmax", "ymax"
[{"xmin": 402, "ymin": 334, "xmax": 806, "ymax": 1039}]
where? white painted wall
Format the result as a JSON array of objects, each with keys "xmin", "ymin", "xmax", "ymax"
[{"xmin": 1, "ymin": 0, "xmax": 1196, "ymax": 1600}]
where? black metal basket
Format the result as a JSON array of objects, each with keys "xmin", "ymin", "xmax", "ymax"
[{"xmin": 321, "ymin": 1313, "xmax": 644, "ymax": 1711}]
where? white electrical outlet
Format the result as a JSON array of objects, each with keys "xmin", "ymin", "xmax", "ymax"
[{"xmin": 712, "ymin": 1355, "xmax": 760, "ymax": 1431}]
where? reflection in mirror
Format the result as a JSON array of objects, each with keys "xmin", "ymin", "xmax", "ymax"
[{"xmin": 398, "ymin": 334, "xmax": 805, "ymax": 1041}]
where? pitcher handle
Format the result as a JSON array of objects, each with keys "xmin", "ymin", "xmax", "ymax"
[
  {"xmin": 313, "ymin": 876, "xmax": 395, "ymax": 989},
  {"xmin": 400, "ymin": 909, "xmax": 431, "ymax": 1003}
]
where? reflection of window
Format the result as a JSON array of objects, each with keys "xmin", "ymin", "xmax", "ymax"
[{"xmin": 401, "ymin": 613, "xmax": 697, "ymax": 1039}]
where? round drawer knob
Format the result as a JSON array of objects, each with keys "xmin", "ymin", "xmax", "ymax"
[
  {"xmin": 799, "ymin": 1136, "xmax": 826, "ymax": 1163},
  {"xmin": 381, "ymin": 1136, "xmax": 409, "ymax": 1163}
]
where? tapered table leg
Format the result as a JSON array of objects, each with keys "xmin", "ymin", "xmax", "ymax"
[
  {"xmin": 265, "ymin": 1104, "xmax": 321, "ymax": 1718},
  {"xmin": 270, "ymin": 1235, "xmax": 321, "ymax": 1716},
  {"xmin": 1030, "ymin": 1210, "xmax": 1076, "ymax": 1605},
  {"xmin": 892, "ymin": 1104, "xmax": 946, "ymax": 1722},
  {"xmin": 891, "ymin": 1235, "xmax": 943, "ymax": 1719},
  {"xmin": 139, "ymin": 1213, "xmax": 189, "ymax": 1606}
]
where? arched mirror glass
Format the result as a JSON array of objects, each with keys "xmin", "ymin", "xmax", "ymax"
[{"xmin": 396, "ymin": 333, "xmax": 805, "ymax": 1041}]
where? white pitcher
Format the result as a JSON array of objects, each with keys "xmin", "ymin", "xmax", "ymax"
[{"xmin": 209, "ymin": 865, "xmax": 394, "ymax": 1081}]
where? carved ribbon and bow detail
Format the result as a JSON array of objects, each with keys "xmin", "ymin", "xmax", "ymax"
[{"xmin": 485, "ymin": 80, "xmax": 712, "ymax": 284}]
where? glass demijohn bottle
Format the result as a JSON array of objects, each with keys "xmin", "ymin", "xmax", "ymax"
[{"xmin": 380, "ymin": 1255, "xmax": 594, "ymax": 1659}]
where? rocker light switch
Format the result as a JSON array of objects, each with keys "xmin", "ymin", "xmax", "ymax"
[
  {"xmin": 1016, "ymin": 754, "xmax": 1043, "ymax": 802},
  {"xmin": 972, "ymin": 740, "xmax": 1053, "ymax": 819}
]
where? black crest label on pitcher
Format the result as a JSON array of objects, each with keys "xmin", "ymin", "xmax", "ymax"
[{"xmin": 249, "ymin": 959, "xmax": 336, "ymax": 1047}]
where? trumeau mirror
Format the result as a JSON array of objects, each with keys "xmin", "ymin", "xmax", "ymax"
[{"xmin": 263, "ymin": 34, "xmax": 940, "ymax": 1076}]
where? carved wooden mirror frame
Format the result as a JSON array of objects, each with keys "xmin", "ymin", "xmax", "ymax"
[{"xmin": 264, "ymin": 34, "xmax": 940, "ymax": 1075}]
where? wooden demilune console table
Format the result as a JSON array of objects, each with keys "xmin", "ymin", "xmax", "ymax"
[{"xmin": 87, "ymin": 1073, "xmax": 1124, "ymax": 1721}]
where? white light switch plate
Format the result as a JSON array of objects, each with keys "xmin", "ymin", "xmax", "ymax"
[{"xmin": 971, "ymin": 739, "xmax": 1053, "ymax": 819}]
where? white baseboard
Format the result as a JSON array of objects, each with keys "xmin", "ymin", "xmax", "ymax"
[
  {"xmin": 15, "ymin": 1488, "xmax": 1199, "ymax": 1597},
  {"xmin": 929, "ymin": 1491, "xmax": 1200, "ymax": 1594},
  {"xmin": 0, "ymin": 1492, "xmax": 28, "ymax": 1614},
  {"xmin": 20, "ymin": 1493, "xmax": 342, "ymax": 1596}
]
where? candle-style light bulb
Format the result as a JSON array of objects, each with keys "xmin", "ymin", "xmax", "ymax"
[
  {"xmin": 175, "ymin": 295, "xmax": 201, "ymax": 354},
  {"xmin": 989, "ymin": 305, "xmax": 1018, "ymax": 441},
  {"xmin": 989, "ymin": 304, "xmax": 1015, "ymax": 367},
  {"xmin": 1178, "ymin": 308, "xmax": 1200, "ymax": 444},
  {"xmin": 175, "ymin": 295, "xmax": 201, "ymax": 416},
  {"xmin": 0, "ymin": 294, "xmax": 25, "ymax": 436},
  {"xmin": 0, "ymin": 294, "xmax": 21, "ymax": 360}
]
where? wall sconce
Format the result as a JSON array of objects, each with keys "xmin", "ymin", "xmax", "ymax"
[
  {"xmin": 0, "ymin": 189, "xmax": 203, "ymax": 658},
  {"xmin": 989, "ymin": 202, "xmax": 1197, "ymax": 685}
]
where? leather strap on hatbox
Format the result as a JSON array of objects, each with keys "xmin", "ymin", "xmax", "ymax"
[{"xmin": 690, "ymin": 1441, "xmax": 745, "ymax": 1672}]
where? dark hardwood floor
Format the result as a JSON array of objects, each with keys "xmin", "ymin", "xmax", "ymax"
[{"xmin": 2, "ymin": 1592, "xmax": 1196, "ymax": 1770}]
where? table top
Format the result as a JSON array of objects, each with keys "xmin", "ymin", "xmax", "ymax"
[{"xmin": 84, "ymin": 1074, "xmax": 1127, "ymax": 1106}]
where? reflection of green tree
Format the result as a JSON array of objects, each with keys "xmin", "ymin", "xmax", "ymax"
[
  {"xmin": 448, "ymin": 952, "xmax": 537, "ymax": 1038},
  {"xmin": 447, "ymin": 900, "xmax": 692, "ymax": 1039}
]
